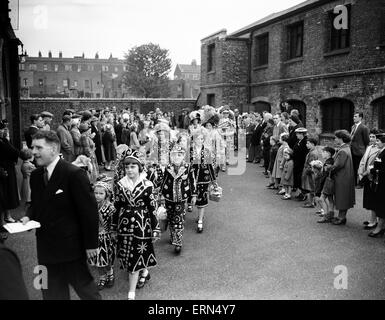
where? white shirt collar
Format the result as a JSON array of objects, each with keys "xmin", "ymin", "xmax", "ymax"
[
  {"xmin": 355, "ymin": 122, "xmax": 361, "ymax": 127},
  {"xmin": 119, "ymin": 172, "xmax": 146, "ymax": 192},
  {"xmin": 46, "ymin": 155, "xmax": 60, "ymax": 180}
]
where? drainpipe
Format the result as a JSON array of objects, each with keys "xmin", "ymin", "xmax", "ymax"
[{"xmin": 247, "ymin": 33, "xmax": 252, "ymax": 106}]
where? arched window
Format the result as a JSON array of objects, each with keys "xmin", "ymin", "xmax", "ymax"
[
  {"xmin": 321, "ymin": 98, "xmax": 354, "ymax": 133},
  {"xmin": 251, "ymin": 101, "xmax": 271, "ymax": 114}
]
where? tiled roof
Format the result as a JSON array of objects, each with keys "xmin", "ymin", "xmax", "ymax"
[
  {"xmin": 176, "ymin": 64, "xmax": 201, "ymax": 74},
  {"xmin": 229, "ymin": 0, "xmax": 328, "ymax": 37}
]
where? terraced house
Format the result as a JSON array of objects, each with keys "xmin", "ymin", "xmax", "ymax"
[{"xmin": 199, "ymin": 0, "xmax": 385, "ymax": 137}]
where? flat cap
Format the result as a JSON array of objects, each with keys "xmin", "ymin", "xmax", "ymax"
[{"xmin": 41, "ymin": 111, "xmax": 53, "ymax": 118}]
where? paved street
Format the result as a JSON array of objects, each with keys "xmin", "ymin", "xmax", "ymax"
[{"xmin": 5, "ymin": 161, "xmax": 385, "ymax": 300}]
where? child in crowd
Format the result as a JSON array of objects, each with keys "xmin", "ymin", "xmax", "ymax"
[
  {"xmin": 159, "ymin": 143, "xmax": 197, "ymax": 253},
  {"xmin": 281, "ymin": 148, "xmax": 294, "ymax": 200},
  {"xmin": 317, "ymin": 146, "xmax": 336, "ymax": 223},
  {"xmin": 301, "ymin": 137, "xmax": 320, "ymax": 208},
  {"xmin": 88, "ymin": 181, "xmax": 116, "ymax": 290},
  {"xmin": 19, "ymin": 148, "xmax": 36, "ymax": 208},
  {"xmin": 311, "ymin": 160, "xmax": 324, "ymax": 215},
  {"xmin": 266, "ymin": 136, "xmax": 280, "ymax": 189},
  {"xmin": 273, "ymin": 133, "xmax": 289, "ymax": 195}
]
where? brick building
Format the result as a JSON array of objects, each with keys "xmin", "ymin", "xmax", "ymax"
[
  {"xmin": 19, "ymin": 52, "xmax": 129, "ymax": 99},
  {"xmin": 1, "ymin": 0, "xmax": 23, "ymax": 147},
  {"xmin": 199, "ymin": 0, "xmax": 385, "ymax": 137},
  {"xmin": 169, "ymin": 60, "xmax": 200, "ymax": 99}
]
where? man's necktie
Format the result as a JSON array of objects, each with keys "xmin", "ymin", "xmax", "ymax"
[
  {"xmin": 43, "ymin": 167, "xmax": 49, "ymax": 186},
  {"xmin": 351, "ymin": 124, "xmax": 357, "ymax": 137}
]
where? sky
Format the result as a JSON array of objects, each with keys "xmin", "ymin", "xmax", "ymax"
[{"xmin": 12, "ymin": 0, "xmax": 305, "ymax": 77}]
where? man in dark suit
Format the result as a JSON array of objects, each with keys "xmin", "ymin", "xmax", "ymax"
[
  {"xmin": 24, "ymin": 114, "xmax": 44, "ymax": 149},
  {"xmin": 249, "ymin": 113, "xmax": 264, "ymax": 163},
  {"xmin": 350, "ymin": 112, "xmax": 370, "ymax": 186},
  {"xmin": 20, "ymin": 130, "xmax": 100, "ymax": 300}
]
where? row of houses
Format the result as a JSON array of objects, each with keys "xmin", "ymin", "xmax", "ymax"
[
  {"xmin": 19, "ymin": 52, "xmax": 200, "ymax": 99},
  {"xmin": 198, "ymin": 0, "xmax": 385, "ymax": 137}
]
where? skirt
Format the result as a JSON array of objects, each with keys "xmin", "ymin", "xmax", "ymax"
[{"xmin": 88, "ymin": 232, "xmax": 116, "ymax": 267}]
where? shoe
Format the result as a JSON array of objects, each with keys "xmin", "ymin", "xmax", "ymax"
[
  {"xmin": 97, "ymin": 277, "xmax": 107, "ymax": 291},
  {"xmin": 136, "ymin": 272, "xmax": 151, "ymax": 289},
  {"xmin": 302, "ymin": 203, "xmax": 315, "ymax": 208},
  {"xmin": 174, "ymin": 245, "xmax": 182, "ymax": 254},
  {"xmin": 105, "ymin": 273, "xmax": 115, "ymax": 288},
  {"xmin": 197, "ymin": 221, "xmax": 203, "ymax": 233},
  {"xmin": 266, "ymin": 183, "xmax": 275, "ymax": 188},
  {"xmin": 364, "ymin": 223, "xmax": 378, "ymax": 230},
  {"xmin": 127, "ymin": 292, "xmax": 135, "ymax": 300},
  {"xmin": 332, "ymin": 218, "xmax": 347, "ymax": 225},
  {"xmin": 368, "ymin": 229, "xmax": 385, "ymax": 238},
  {"xmin": 187, "ymin": 205, "xmax": 192, "ymax": 212},
  {"xmin": 282, "ymin": 195, "xmax": 291, "ymax": 200},
  {"xmin": 295, "ymin": 195, "xmax": 307, "ymax": 201},
  {"xmin": 317, "ymin": 218, "xmax": 332, "ymax": 223},
  {"xmin": 363, "ymin": 221, "xmax": 370, "ymax": 226},
  {"xmin": 277, "ymin": 189, "xmax": 286, "ymax": 195}
]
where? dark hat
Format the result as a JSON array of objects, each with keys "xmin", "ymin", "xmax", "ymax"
[
  {"xmin": 72, "ymin": 114, "xmax": 82, "ymax": 119},
  {"xmin": 41, "ymin": 111, "xmax": 53, "ymax": 118},
  {"xmin": 375, "ymin": 133, "xmax": 385, "ymax": 143},
  {"xmin": 122, "ymin": 148, "xmax": 144, "ymax": 169},
  {"xmin": 290, "ymin": 115, "xmax": 300, "ymax": 124}
]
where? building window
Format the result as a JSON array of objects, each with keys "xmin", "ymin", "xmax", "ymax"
[
  {"xmin": 38, "ymin": 79, "xmax": 44, "ymax": 87},
  {"xmin": 207, "ymin": 43, "xmax": 215, "ymax": 72},
  {"xmin": 123, "ymin": 65, "xmax": 128, "ymax": 72},
  {"xmin": 85, "ymin": 79, "xmax": 90, "ymax": 89},
  {"xmin": 88, "ymin": 65, "xmax": 94, "ymax": 71},
  {"xmin": 29, "ymin": 64, "xmax": 37, "ymax": 71},
  {"xmin": 43, "ymin": 64, "xmax": 48, "ymax": 71},
  {"xmin": 177, "ymin": 84, "xmax": 182, "ymax": 92},
  {"xmin": 77, "ymin": 65, "xmax": 81, "ymax": 72},
  {"xmin": 329, "ymin": 5, "xmax": 350, "ymax": 51},
  {"xmin": 74, "ymin": 80, "xmax": 78, "ymax": 87},
  {"xmin": 102, "ymin": 65, "xmax": 109, "ymax": 72},
  {"xmin": 114, "ymin": 66, "xmax": 119, "ymax": 72},
  {"xmin": 321, "ymin": 98, "xmax": 354, "ymax": 133},
  {"xmin": 255, "ymin": 33, "xmax": 269, "ymax": 66},
  {"xmin": 23, "ymin": 78, "xmax": 28, "ymax": 86},
  {"xmin": 63, "ymin": 79, "xmax": 68, "ymax": 87},
  {"xmin": 65, "ymin": 65, "xmax": 72, "ymax": 71},
  {"xmin": 54, "ymin": 64, "xmax": 59, "ymax": 72},
  {"xmin": 19, "ymin": 64, "xmax": 25, "ymax": 71},
  {"xmin": 287, "ymin": 21, "xmax": 304, "ymax": 59},
  {"xmin": 207, "ymin": 94, "xmax": 215, "ymax": 106}
]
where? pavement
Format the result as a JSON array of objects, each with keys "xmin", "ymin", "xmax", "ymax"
[{"xmin": 4, "ymin": 158, "xmax": 385, "ymax": 300}]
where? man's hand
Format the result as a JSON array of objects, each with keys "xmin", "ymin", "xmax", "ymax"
[
  {"xmin": 191, "ymin": 196, "xmax": 197, "ymax": 206},
  {"xmin": 19, "ymin": 216, "xmax": 30, "ymax": 225},
  {"xmin": 86, "ymin": 248, "xmax": 98, "ymax": 259}
]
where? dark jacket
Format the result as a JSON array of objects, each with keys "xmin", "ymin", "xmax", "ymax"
[
  {"xmin": 0, "ymin": 244, "xmax": 29, "ymax": 300},
  {"xmin": 251, "ymin": 122, "xmax": 263, "ymax": 146},
  {"xmin": 24, "ymin": 126, "xmax": 39, "ymax": 149},
  {"xmin": 350, "ymin": 123, "xmax": 370, "ymax": 157},
  {"xmin": 27, "ymin": 159, "xmax": 99, "ymax": 264}
]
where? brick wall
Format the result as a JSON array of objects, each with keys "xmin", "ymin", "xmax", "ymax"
[{"xmin": 20, "ymin": 98, "xmax": 196, "ymax": 131}]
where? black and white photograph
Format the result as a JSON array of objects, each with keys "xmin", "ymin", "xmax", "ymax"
[{"xmin": 1, "ymin": 0, "xmax": 385, "ymax": 306}]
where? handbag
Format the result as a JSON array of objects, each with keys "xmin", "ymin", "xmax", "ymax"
[
  {"xmin": 209, "ymin": 182, "xmax": 223, "ymax": 202},
  {"xmin": 322, "ymin": 172, "xmax": 334, "ymax": 196}
]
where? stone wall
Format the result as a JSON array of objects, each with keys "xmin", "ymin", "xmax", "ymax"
[{"xmin": 20, "ymin": 98, "xmax": 196, "ymax": 131}]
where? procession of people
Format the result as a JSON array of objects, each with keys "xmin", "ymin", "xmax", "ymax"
[{"xmin": 1, "ymin": 103, "xmax": 385, "ymax": 300}]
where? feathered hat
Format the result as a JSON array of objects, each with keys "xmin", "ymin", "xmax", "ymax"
[
  {"xmin": 189, "ymin": 110, "xmax": 203, "ymax": 123},
  {"xmin": 200, "ymin": 105, "xmax": 220, "ymax": 126}
]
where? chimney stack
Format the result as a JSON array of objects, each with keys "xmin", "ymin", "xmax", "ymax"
[
  {"xmin": 48, "ymin": 51, "xmax": 52, "ymax": 58},
  {"xmin": 82, "ymin": 52, "xmax": 85, "ymax": 58},
  {"xmin": 191, "ymin": 59, "xmax": 197, "ymax": 66},
  {"xmin": 59, "ymin": 51, "xmax": 62, "ymax": 58},
  {"xmin": 95, "ymin": 52, "xmax": 99, "ymax": 59},
  {"xmin": 38, "ymin": 51, "xmax": 42, "ymax": 58}
]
